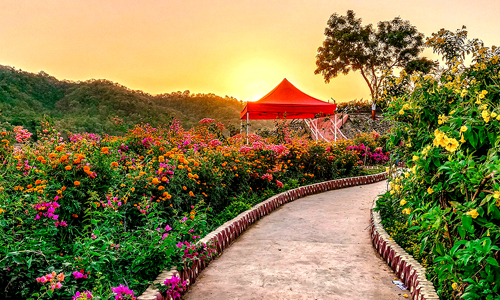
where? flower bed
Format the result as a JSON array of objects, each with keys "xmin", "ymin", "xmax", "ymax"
[{"xmin": 0, "ymin": 119, "xmax": 385, "ymax": 299}]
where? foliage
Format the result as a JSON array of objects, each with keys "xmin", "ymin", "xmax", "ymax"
[
  {"xmin": 0, "ymin": 118, "xmax": 385, "ymax": 299},
  {"xmin": 315, "ymin": 10, "xmax": 429, "ymax": 103},
  {"xmin": 336, "ymin": 99, "xmax": 372, "ymax": 113},
  {"xmin": 377, "ymin": 28, "xmax": 500, "ymax": 299},
  {"xmin": 0, "ymin": 65, "xmax": 245, "ymax": 136}
]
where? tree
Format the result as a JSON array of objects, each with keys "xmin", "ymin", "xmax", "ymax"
[{"xmin": 315, "ymin": 10, "xmax": 427, "ymax": 105}]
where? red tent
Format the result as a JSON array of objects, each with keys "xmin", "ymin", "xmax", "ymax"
[{"xmin": 240, "ymin": 78, "xmax": 336, "ymax": 120}]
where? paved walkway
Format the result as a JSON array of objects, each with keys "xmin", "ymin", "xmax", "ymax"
[{"xmin": 184, "ymin": 181, "xmax": 409, "ymax": 300}]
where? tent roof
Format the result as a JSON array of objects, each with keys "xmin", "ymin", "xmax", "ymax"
[{"xmin": 240, "ymin": 78, "xmax": 336, "ymax": 119}]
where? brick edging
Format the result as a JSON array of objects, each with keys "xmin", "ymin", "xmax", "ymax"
[
  {"xmin": 371, "ymin": 202, "xmax": 439, "ymax": 300},
  {"xmin": 138, "ymin": 172, "xmax": 388, "ymax": 300}
]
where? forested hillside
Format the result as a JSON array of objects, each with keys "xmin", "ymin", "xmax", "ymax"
[{"xmin": 0, "ymin": 65, "xmax": 246, "ymax": 136}]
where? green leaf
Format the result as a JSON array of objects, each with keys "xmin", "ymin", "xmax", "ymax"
[
  {"xmin": 486, "ymin": 257, "xmax": 499, "ymax": 267},
  {"xmin": 462, "ymin": 215, "xmax": 474, "ymax": 233},
  {"xmin": 433, "ymin": 242, "xmax": 445, "ymax": 256}
]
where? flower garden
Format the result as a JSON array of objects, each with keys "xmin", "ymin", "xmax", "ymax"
[
  {"xmin": 0, "ymin": 116, "xmax": 388, "ymax": 299},
  {"xmin": 377, "ymin": 29, "xmax": 500, "ymax": 300}
]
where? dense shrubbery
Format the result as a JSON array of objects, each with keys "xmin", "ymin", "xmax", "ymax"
[
  {"xmin": 0, "ymin": 117, "xmax": 383, "ymax": 299},
  {"xmin": 377, "ymin": 28, "xmax": 500, "ymax": 299}
]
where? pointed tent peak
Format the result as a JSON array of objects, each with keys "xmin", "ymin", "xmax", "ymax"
[{"xmin": 256, "ymin": 78, "xmax": 328, "ymax": 105}]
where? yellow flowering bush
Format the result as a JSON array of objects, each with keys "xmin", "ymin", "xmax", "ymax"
[{"xmin": 377, "ymin": 28, "xmax": 500, "ymax": 300}]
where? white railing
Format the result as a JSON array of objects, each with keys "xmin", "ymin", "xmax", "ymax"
[{"xmin": 304, "ymin": 115, "xmax": 347, "ymax": 142}]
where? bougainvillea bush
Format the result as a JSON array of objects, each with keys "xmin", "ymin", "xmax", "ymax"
[
  {"xmin": 377, "ymin": 28, "xmax": 500, "ymax": 299},
  {"xmin": 0, "ymin": 117, "xmax": 380, "ymax": 299}
]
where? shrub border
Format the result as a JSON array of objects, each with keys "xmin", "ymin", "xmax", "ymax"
[
  {"xmin": 138, "ymin": 172, "xmax": 388, "ymax": 300},
  {"xmin": 371, "ymin": 201, "xmax": 439, "ymax": 300}
]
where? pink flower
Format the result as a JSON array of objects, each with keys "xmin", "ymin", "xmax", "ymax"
[
  {"xmin": 276, "ymin": 180, "xmax": 283, "ymax": 188},
  {"xmin": 164, "ymin": 225, "xmax": 172, "ymax": 232},
  {"xmin": 73, "ymin": 291, "xmax": 93, "ymax": 300}
]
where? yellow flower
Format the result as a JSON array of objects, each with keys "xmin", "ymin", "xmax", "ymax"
[
  {"xmin": 402, "ymin": 208, "xmax": 411, "ymax": 215},
  {"xmin": 412, "ymin": 155, "xmax": 419, "ymax": 161},
  {"xmin": 400, "ymin": 199, "xmax": 407, "ymax": 206},
  {"xmin": 459, "ymin": 134, "xmax": 466, "ymax": 143},
  {"xmin": 427, "ymin": 187, "xmax": 434, "ymax": 194},
  {"xmin": 467, "ymin": 209, "xmax": 479, "ymax": 219},
  {"xmin": 460, "ymin": 126, "xmax": 468, "ymax": 132},
  {"xmin": 482, "ymin": 90, "xmax": 488, "ymax": 95},
  {"xmin": 399, "ymin": 109, "xmax": 405, "ymax": 115},
  {"xmin": 493, "ymin": 191, "xmax": 500, "ymax": 199},
  {"xmin": 479, "ymin": 93, "xmax": 485, "ymax": 99},
  {"xmin": 452, "ymin": 282, "xmax": 458, "ymax": 290},
  {"xmin": 491, "ymin": 112, "xmax": 498, "ymax": 118},
  {"xmin": 404, "ymin": 172, "xmax": 410, "ymax": 178},
  {"xmin": 482, "ymin": 110, "xmax": 490, "ymax": 123},
  {"xmin": 444, "ymin": 137, "xmax": 459, "ymax": 152}
]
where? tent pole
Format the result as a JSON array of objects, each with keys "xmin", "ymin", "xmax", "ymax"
[
  {"xmin": 334, "ymin": 114, "xmax": 337, "ymax": 142},
  {"xmin": 246, "ymin": 112, "xmax": 249, "ymax": 145}
]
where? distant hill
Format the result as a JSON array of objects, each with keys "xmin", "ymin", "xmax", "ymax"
[{"xmin": 0, "ymin": 65, "xmax": 253, "ymax": 136}]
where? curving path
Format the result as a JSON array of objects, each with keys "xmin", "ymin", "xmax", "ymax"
[{"xmin": 183, "ymin": 181, "xmax": 409, "ymax": 300}]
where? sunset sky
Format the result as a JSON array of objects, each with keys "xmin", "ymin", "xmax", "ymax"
[{"xmin": 1, "ymin": 0, "xmax": 499, "ymax": 103}]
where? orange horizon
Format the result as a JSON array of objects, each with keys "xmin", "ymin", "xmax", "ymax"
[{"xmin": 1, "ymin": 0, "xmax": 499, "ymax": 103}]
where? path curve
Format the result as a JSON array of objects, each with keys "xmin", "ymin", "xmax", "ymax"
[{"xmin": 183, "ymin": 181, "xmax": 409, "ymax": 300}]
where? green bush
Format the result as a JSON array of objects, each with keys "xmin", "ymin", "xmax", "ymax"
[{"xmin": 378, "ymin": 28, "xmax": 500, "ymax": 299}]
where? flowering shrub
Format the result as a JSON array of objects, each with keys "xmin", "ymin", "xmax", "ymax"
[
  {"xmin": 0, "ymin": 117, "xmax": 383, "ymax": 299},
  {"xmin": 377, "ymin": 28, "xmax": 500, "ymax": 299}
]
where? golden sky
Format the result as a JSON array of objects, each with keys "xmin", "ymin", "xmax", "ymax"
[{"xmin": 1, "ymin": 0, "xmax": 499, "ymax": 102}]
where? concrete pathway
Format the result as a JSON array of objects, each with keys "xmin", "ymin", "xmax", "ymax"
[{"xmin": 184, "ymin": 181, "xmax": 409, "ymax": 300}]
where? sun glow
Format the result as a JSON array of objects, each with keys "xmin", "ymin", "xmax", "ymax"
[{"xmin": 224, "ymin": 57, "xmax": 292, "ymax": 102}]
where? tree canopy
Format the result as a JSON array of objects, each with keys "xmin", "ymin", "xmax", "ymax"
[{"xmin": 315, "ymin": 10, "xmax": 430, "ymax": 103}]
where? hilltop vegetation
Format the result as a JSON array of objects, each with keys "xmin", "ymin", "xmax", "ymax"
[{"xmin": 0, "ymin": 65, "xmax": 246, "ymax": 136}]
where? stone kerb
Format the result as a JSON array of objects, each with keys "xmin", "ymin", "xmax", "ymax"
[
  {"xmin": 138, "ymin": 172, "xmax": 388, "ymax": 300},
  {"xmin": 370, "ymin": 201, "xmax": 439, "ymax": 300}
]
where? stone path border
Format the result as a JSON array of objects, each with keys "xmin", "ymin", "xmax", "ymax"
[
  {"xmin": 138, "ymin": 172, "xmax": 388, "ymax": 300},
  {"xmin": 371, "ymin": 201, "xmax": 439, "ymax": 300}
]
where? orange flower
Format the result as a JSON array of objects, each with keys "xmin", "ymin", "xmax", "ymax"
[
  {"xmin": 101, "ymin": 147, "xmax": 109, "ymax": 154},
  {"xmin": 62, "ymin": 186, "xmax": 66, "ymax": 191},
  {"xmin": 158, "ymin": 156, "xmax": 165, "ymax": 163},
  {"xmin": 152, "ymin": 178, "xmax": 160, "ymax": 185},
  {"xmin": 65, "ymin": 166, "xmax": 72, "ymax": 171},
  {"xmin": 35, "ymin": 180, "xmax": 42, "ymax": 185},
  {"xmin": 178, "ymin": 165, "xmax": 184, "ymax": 170},
  {"xmin": 55, "ymin": 145, "xmax": 64, "ymax": 152},
  {"xmin": 49, "ymin": 153, "xmax": 57, "ymax": 159},
  {"xmin": 57, "ymin": 272, "xmax": 65, "ymax": 282},
  {"xmin": 36, "ymin": 156, "xmax": 44, "ymax": 161},
  {"xmin": 111, "ymin": 162, "xmax": 118, "ymax": 167},
  {"xmin": 182, "ymin": 186, "xmax": 187, "ymax": 190},
  {"xmin": 74, "ymin": 181, "xmax": 80, "ymax": 186},
  {"xmin": 158, "ymin": 186, "xmax": 165, "ymax": 190},
  {"xmin": 189, "ymin": 191, "xmax": 195, "ymax": 197}
]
